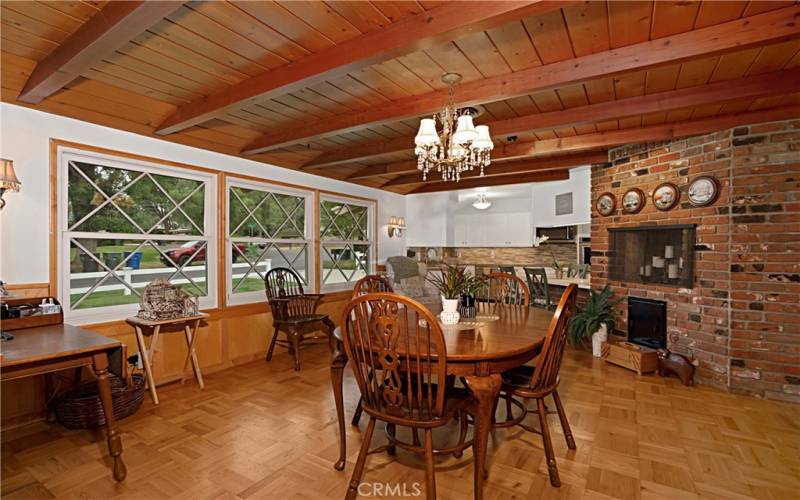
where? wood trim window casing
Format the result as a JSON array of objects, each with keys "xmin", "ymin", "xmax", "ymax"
[
  {"xmin": 47, "ymin": 139, "xmax": 379, "ymax": 326},
  {"xmin": 224, "ymin": 176, "xmax": 315, "ymax": 306},
  {"xmin": 54, "ymin": 143, "xmax": 219, "ymax": 324},
  {"xmin": 318, "ymin": 193, "xmax": 377, "ymax": 293}
]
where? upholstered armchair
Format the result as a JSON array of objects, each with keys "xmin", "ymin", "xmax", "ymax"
[{"xmin": 385, "ymin": 256, "xmax": 440, "ymax": 309}]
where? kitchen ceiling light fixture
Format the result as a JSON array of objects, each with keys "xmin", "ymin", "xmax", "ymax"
[
  {"xmin": 414, "ymin": 73, "xmax": 493, "ymax": 182},
  {"xmin": 472, "ymin": 194, "xmax": 492, "ymax": 210}
]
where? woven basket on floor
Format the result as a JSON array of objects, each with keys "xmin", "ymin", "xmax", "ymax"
[{"xmin": 54, "ymin": 374, "xmax": 145, "ymax": 429}]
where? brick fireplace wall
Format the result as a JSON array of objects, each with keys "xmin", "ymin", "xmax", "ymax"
[{"xmin": 591, "ymin": 118, "xmax": 800, "ymax": 402}]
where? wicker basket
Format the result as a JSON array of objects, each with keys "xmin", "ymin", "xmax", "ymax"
[{"xmin": 54, "ymin": 374, "xmax": 145, "ymax": 429}]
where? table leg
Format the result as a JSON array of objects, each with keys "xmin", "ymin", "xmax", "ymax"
[
  {"xmin": 134, "ymin": 325, "xmax": 159, "ymax": 405},
  {"xmin": 92, "ymin": 352, "xmax": 127, "ymax": 482},
  {"xmin": 464, "ymin": 373, "xmax": 502, "ymax": 500},
  {"xmin": 331, "ymin": 339, "xmax": 348, "ymax": 471},
  {"xmin": 181, "ymin": 320, "xmax": 204, "ymax": 389}
]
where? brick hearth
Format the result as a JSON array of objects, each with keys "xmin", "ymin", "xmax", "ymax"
[{"xmin": 591, "ymin": 118, "xmax": 800, "ymax": 402}]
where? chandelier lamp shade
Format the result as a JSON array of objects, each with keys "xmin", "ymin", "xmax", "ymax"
[{"xmin": 414, "ymin": 73, "xmax": 493, "ymax": 182}]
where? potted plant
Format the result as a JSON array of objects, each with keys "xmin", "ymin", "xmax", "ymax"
[
  {"xmin": 427, "ymin": 264, "xmax": 469, "ymax": 324},
  {"xmin": 549, "ymin": 248, "xmax": 565, "ymax": 279},
  {"xmin": 568, "ymin": 285, "xmax": 624, "ymax": 357},
  {"xmin": 460, "ymin": 274, "xmax": 487, "ymax": 318}
]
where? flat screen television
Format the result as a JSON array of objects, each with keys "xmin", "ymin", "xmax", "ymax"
[{"xmin": 628, "ymin": 296, "xmax": 667, "ymax": 349}]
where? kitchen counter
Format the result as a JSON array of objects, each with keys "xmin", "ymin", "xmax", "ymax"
[
  {"xmin": 548, "ymin": 277, "xmax": 591, "ymax": 290},
  {"xmin": 424, "ymin": 263, "xmax": 592, "ymax": 290}
]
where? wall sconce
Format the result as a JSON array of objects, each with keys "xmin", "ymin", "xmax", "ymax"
[
  {"xmin": 0, "ymin": 159, "xmax": 21, "ymax": 210},
  {"xmin": 387, "ymin": 216, "xmax": 406, "ymax": 238}
]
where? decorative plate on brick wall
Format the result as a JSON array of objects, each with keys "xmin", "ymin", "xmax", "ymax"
[
  {"xmin": 622, "ymin": 188, "xmax": 645, "ymax": 214},
  {"xmin": 653, "ymin": 182, "xmax": 680, "ymax": 211},
  {"xmin": 687, "ymin": 176, "xmax": 720, "ymax": 207},
  {"xmin": 596, "ymin": 192, "xmax": 616, "ymax": 216}
]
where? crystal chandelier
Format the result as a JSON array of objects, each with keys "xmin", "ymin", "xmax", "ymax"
[{"xmin": 414, "ymin": 73, "xmax": 493, "ymax": 182}]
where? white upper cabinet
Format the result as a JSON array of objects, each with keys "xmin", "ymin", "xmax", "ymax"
[{"xmin": 451, "ymin": 212, "xmax": 531, "ymax": 247}]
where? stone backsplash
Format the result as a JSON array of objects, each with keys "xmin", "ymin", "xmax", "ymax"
[{"xmin": 409, "ymin": 244, "xmax": 578, "ymax": 267}]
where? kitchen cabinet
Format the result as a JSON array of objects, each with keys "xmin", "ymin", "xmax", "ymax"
[{"xmin": 451, "ymin": 212, "xmax": 531, "ymax": 247}]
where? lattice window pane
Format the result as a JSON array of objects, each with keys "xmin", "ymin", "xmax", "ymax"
[
  {"xmin": 320, "ymin": 200, "xmax": 369, "ymax": 241},
  {"xmin": 68, "ymin": 161, "xmax": 204, "ymax": 236},
  {"xmin": 228, "ymin": 181, "xmax": 310, "ymax": 300},
  {"xmin": 231, "ymin": 242, "xmax": 309, "ymax": 293},
  {"xmin": 69, "ymin": 238, "xmax": 208, "ymax": 310},
  {"xmin": 321, "ymin": 244, "xmax": 370, "ymax": 285}
]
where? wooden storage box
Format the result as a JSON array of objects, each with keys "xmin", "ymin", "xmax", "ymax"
[
  {"xmin": 1, "ymin": 296, "xmax": 63, "ymax": 331},
  {"xmin": 601, "ymin": 338, "xmax": 658, "ymax": 374}
]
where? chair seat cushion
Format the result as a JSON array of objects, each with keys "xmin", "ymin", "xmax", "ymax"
[{"xmin": 502, "ymin": 364, "xmax": 535, "ymax": 388}]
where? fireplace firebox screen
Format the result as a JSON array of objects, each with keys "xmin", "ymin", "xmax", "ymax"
[{"xmin": 608, "ymin": 225, "xmax": 695, "ymax": 288}]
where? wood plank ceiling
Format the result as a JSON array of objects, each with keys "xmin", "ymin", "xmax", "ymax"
[{"xmin": 2, "ymin": 1, "xmax": 799, "ymax": 194}]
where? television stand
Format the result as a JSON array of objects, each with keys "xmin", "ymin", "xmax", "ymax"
[{"xmin": 601, "ymin": 337, "xmax": 658, "ymax": 375}]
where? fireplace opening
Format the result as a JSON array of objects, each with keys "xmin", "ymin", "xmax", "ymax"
[{"xmin": 628, "ymin": 297, "xmax": 667, "ymax": 349}]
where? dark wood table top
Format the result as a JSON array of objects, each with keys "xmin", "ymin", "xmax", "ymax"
[
  {"xmin": 0, "ymin": 324, "xmax": 120, "ymax": 368},
  {"xmin": 441, "ymin": 306, "xmax": 551, "ymax": 361},
  {"xmin": 339, "ymin": 304, "xmax": 552, "ymax": 363}
]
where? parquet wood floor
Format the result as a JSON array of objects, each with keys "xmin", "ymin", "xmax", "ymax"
[{"xmin": 3, "ymin": 346, "xmax": 799, "ymax": 500}]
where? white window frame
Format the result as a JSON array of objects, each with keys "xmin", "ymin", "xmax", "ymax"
[
  {"xmin": 57, "ymin": 146, "xmax": 218, "ymax": 324},
  {"xmin": 225, "ymin": 177, "xmax": 315, "ymax": 305},
  {"xmin": 319, "ymin": 194, "xmax": 376, "ymax": 293}
]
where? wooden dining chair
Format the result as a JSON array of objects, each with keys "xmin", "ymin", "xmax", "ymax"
[
  {"xmin": 494, "ymin": 284, "xmax": 578, "ymax": 487},
  {"xmin": 341, "ymin": 293, "xmax": 473, "ymax": 500},
  {"xmin": 264, "ymin": 267, "xmax": 335, "ymax": 371},
  {"xmin": 524, "ymin": 267, "xmax": 552, "ymax": 310},
  {"xmin": 499, "ymin": 266, "xmax": 515, "ymax": 274},
  {"xmin": 349, "ymin": 275, "xmax": 394, "ymax": 426},
  {"xmin": 477, "ymin": 272, "xmax": 530, "ymax": 308},
  {"xmin": 353, "ymin": 274, "xmax": 393, "ymax": 295}
]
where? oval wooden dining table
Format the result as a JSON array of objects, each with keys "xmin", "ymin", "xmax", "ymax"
[{"xmin": 330, "ymin": 304, "xmax": 553, "ymax": 500}]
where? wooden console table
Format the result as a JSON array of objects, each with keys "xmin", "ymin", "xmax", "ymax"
[
  {"xmin": 125, "ymin": 313, "xmax": 208, "ymax": 405},
  {"xmin": 0, "ymin": 324, "xmax": 127, "ymax": 481}
]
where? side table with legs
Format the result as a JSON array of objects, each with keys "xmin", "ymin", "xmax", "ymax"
[{"xmin": 125, "ymin": 313, "xmax": 208, "ymax": 404}]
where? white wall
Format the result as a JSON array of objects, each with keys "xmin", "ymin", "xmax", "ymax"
[
  {"xmin": 530, "ymin": 166, "xmax": 591, "ymax": 228},
  {"xmin": 404, "ymin": 192, "xmax": 450, "ymax": 247},
  {"xmin": 0, "ymin": 103, "xmax": 406, "ymax": 285},
  {"xmin": 404, "ymin": 167, "xmax": 591, "ymax": 247}
]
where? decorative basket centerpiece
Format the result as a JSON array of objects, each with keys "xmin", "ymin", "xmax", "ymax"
[{"xmin": 137, "ymin": 278, "xmax": 199, "ymax": 321}]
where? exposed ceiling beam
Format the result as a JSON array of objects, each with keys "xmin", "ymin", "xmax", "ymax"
[
  {"xmin": 306, "ymin": 68, "xmax": 800, "ymax": 169},
  {"xmin": 407, "ymin": 170, "xmax": 571, "ymax": 194},
  {"xmin": 154, "ymin": 1, "xmax": 566, "ymax": 135},
  {"xmin": 242, "ymin": 5, "xmax": 800, "ymax": 155},
  {"xmin": 305, "ymin": 137, "xmax": 413, "ymax": 170},
  {"xmin": 17, "ymin": 1, "xmax": 181, "ymax": 104},
  {"xmin": 496, "ymin": 105, "xmax": 800, "ymax": 160},
  {"xmin": 347, "ymin": 161, "xmax": 419, "ymax": 181},
  {"xmin": 354, "ymin": 104, "xmax": 800, "ymax": 183},
  {"xmin": 382, "ymin": 151, "xmax": 608, "ymax": 187}
]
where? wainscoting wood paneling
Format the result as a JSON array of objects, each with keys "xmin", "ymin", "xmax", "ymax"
[
  {"xmin": 3, "ymin": 283, "xmax": 51, "ymax": 299},
  {"xmin": 0, "ymin": 296, "xmax": 349, "ymax": 428}
]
